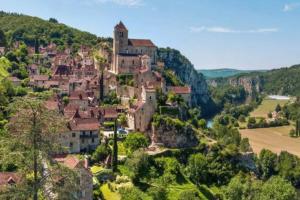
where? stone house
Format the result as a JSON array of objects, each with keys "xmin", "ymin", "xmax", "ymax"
[
  {"xmin": 29, "ymin": 75, "xmax": 49, "ymax": 88},
  {"xmin": 69, "ymin": 90, "xmax": 90, "ymax": 109},
  {"xmin": 167, "ymin": 86, "xmax": 192, "ymax": 106},
  {"xmin": 60, "ymin": 110, "xmax": 100, "ymax": 153}
]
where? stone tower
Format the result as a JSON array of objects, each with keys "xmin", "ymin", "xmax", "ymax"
[{"xmin": 113, "ymin": 21, "xmax": 128, "ymax": 54}]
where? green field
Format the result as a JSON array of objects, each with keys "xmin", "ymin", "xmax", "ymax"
[{"xmin": 250, "ymin": 98, "xmax": 289, "ymax": 118}]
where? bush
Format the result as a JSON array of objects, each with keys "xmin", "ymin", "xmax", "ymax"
[{"xmin": 178, "ymin": 189, "xmax": 201, "ymax": 200}]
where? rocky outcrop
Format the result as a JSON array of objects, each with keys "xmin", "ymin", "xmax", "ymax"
[
  {"xmin": 229, "ymin": 76, "xmax": 262, "ymax": 95},
  {"xmin": 157, "ymin": 48, "xmax": 212, "ymax": 115},
  {"xmin": 152, "ymin": 116, "xmax": 199, "ymax": 148}
]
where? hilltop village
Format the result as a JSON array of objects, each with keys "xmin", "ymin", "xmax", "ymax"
[
  {"xmin": 17, "ymin": 21, "xmax": 193, "ymax": 153},
  {"xmin": 0, "ymin": 22, "xmax": 195, "ymax": 199},
  {"xmin": 2, "ymin": 13, "xmax": 300, "ymax": 200}
]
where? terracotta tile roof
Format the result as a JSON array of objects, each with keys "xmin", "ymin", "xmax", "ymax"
[
  {"xmin": 53, "ymin": 155, "xmax": 81, "ymax": 169},
  {"xmin": 0, "ymin": 172, "xmax": 21, "ymax": 186},
  {"xmin": 69, "ymin": 118, "xmax": 99, "ymax": 131},
  {"xmin": 30, "ymin": 75, "xmax": 49, "ymax": 81},
  {"xmin": 168, "ymin": 86, "xmax": 191, "ymax": 94},
  {"xmin": 115, "ymin": 21, "xmax": 127, "ymax": 31},
  {"xmin": 100, "ymin": 107, "xmax": 118, "ymax": 119},
  {"xmin": 128, "ymin": 39, "xmax": 155, "ymax": 47},
  {"xmin": 69, "ymin": 91, "xmax": 89, "ymax": 100}
]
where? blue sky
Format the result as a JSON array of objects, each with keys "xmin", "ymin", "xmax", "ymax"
[{"xmin": 1, "ymin": 0, "xmax": 300, "ymax": 70}]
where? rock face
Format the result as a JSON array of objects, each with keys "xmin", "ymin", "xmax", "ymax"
[
  {"xmin": 157, "ymin": 48, "xmax": 212, "ymax": 115},
  {"xmin": 229, "ymin": 76, "xmax": 262, "ymax": 95},
  {"xmin": 152, "ymin": 117, "xmax": 199, "ymax": 148}
]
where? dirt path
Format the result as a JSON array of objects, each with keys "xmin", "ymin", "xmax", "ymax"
[{"xmin": 240, "ymin": 126, "xmax": 300, "ymax": 157}]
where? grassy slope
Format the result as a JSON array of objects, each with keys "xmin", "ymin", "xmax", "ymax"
[{"xmin": 250, "ymin": 98, "xmax": 289, "ymax": 118}]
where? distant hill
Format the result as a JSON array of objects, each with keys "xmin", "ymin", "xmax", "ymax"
[
  {"xmin": 210, "ymin": 65, "xmax": 300, "ymax": 97},
  {"xmin": 198, "ymin": 68, "xmax": 264, "ymax": 78}
]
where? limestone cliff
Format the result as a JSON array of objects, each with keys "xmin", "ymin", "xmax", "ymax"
[
  {"xmin": 228, "ymin": 76, "xmax": 262, "ymax": 95},
  {"xmin": 157, "ymin": 48, "xmax": 213, "ymax": 115},
  {"xmin": 152, "ymin": 115, "xmax": 199, "ymax": 148}
]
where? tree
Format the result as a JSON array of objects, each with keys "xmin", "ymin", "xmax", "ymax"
[
  {"xmin": 49, "ymin": 18, "xmax": 58, "ymax": 23},
  {"xmin": 275, "ymin": 104, "xmax": 282, "ymax": 113},
  {"xmin": 119, "ymin": 186, "xmax": 144, "ymax": 200},
  {"xmin": 223, "ymin": 173, "xmax": 262, "ymax": 200},
  {"xmin": 198, "ymin": 119, "xmax": 207, "ymax": 129},
  {"xmin": 258, "ymin": 149, "xmax": 278, "ymax": 180},
  {"xmin": 91, "ymin": 143, "xmax": 111, "ymax": 163},
  {"xmin": 240, "ymin": 138, "xmax": 251, "ymax": 152},
  {"xmin": 111, "ymin": 119, "xmax": 118, "ymax": 172},
  {"xmin": 0, "ymin": 97, "xmax": 78, "ymax": 199},
  {"xmin": 118, "ymin": 113, "xmax": 127, "ymax": 128},
  {"xmin": 125, "ymin": 150, "xmax": 150, "ymax": 182},
  {"xmin": 62, "ymin": 96, "xmax": 69, "ymax": 106},
  {"xmin": 124, "ymin": 132, "xmax": 149, "ymax": 154},
  {"xmin": 0, "ymin": 29, "xmax": 6, "ymax": 47},
  {"xmin": 186, "ymin": 153, "xmax": 209, "ymax": 185},
  {"xmin": 260, "ymin": 176, "xmax": 297, "ymax": 200}
]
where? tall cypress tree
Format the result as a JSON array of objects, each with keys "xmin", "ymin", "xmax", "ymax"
[{"xmin": 112, "ymin": 119, "xmax": 118, "ymax": 172}]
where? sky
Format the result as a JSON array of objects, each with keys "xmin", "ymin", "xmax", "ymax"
[{"xmin": 1, "ymin": 0, "xmax": 300, "ymax": 70}]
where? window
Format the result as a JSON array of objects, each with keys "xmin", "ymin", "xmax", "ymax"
[
  {"xmin": 132, "ymin": 60, "xmax": 135, "ymax": 65},
  {"xmin": 149, "ymin": 96, "xmax": 152, "ymax": 100},
  {"xmin": 90, "ymin": 131, "xmax": 92, "ymax": 136},
  {"xmin": 72, "ymin": 133, "xmax": 76, "ymax": 137},
  {"xmin": 92, "ymin": 138, "xmax": 95, "ymax": 143},
  {"xmin": 70, "ymin": 142, "xmax": 73, "ymax": 147},
  {"xmin": 82, "ymin": 131, "xmax": 85, "ymax": 135}
]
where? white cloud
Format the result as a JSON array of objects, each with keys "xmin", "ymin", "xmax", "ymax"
[
  {"xmin": 190, "ymin": 26, "xmax": 278, "ymax": 34},
  {"xmin": 283, "ymin": 3, "xmax": 300, "ymax": 12},
  {"xmin": 94, "ymin": 0, "xmax": 143, "ymax": 7}
]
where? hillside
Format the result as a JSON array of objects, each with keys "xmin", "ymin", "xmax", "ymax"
[
  {"xmin": 0, "ymin": 11, "xmax": 213, "ymax": 116},
  {"xmin": 157, "ymin": 48, "xmax": 214, "ymax": 116},
  {"xmin": 0, "ymin": 11, "xmax": 110, "ymax": 50},
  {"xmin": 198, "ymin": 68, "xmax": 263, "ymax": 78},
  {"xmin": 210, "ymin": 65, "xmax": 300, "ymax": 97}
]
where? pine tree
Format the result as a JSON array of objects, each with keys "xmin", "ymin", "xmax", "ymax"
[{"xmin": 0, "ymin": 97, "xmax": 79, "ymax": 199}]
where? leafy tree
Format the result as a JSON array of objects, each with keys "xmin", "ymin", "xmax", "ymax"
[
  {"xmin": 223, "ymin": 173, "xmax": 262, "ymax": 200},
  {"xmin": 0, "ymin": 29, "xmax": 6, "ymax": 47},
  {"xmin": 124, "ymin": 132, "xmax": 149, "ymax": 154},
  {"xmin": 125, "ymin": 150, "xmax": 150, "ymax": 182},
  {"xmin": 0, "ymin": 97, "xmax": 78, "ymax": 199},
  {"xmin": 62, "ymin": 96, "xmax": 69, "ymax": 106},
  {"xmin": 198, "ymin": 119, "xmax": 207, "ymax": 129},
  {"xmin": 258, "ymin": 149, "xmax": 278, "ymax": 180},
  {"xmin": 240, "ymin": 138, "xmax": 251, "ymax": 152},
  {"xmin": 91, "ymin": 143, "xmax": 111, "ymax": 163},
  {"xmin": 259, "ymin": 176, "xmax": 297, "ymax": 200},
  {"xmin": 275, "ymin": 104, "xmax": 282, "ymax": 113},
  {"xmin": 186, "ymin": 153, "xmax": 209, "ymax": 185},
  {"xmin": 49, "ymin": 18, "xmax": 58, "ymax": 23}
]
